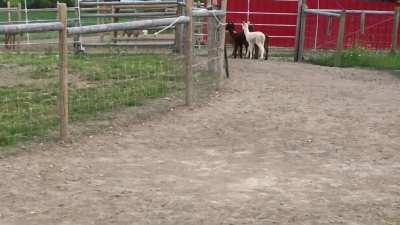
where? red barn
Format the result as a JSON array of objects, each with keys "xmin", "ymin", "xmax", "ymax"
[{"xmin": 212, "ymin": 0, "xmax": 400, "ymax": 49}]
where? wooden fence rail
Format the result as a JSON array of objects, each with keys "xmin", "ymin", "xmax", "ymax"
[
  {"xmin": 318, "ymin": 9, "xmax": 394, "ymax": 15},
  {"xmin": 79, "ymin": 1, "xmax": 178, "ymax": 7},
  {"xmin": 80, "ymin": 12, "xmax": 176, "ymax": 18},
  {"xmin": 391, "ymin": 8, "xmax": 400, "ymax": 53},
  {"xmin": 68, "ymin": 16, "xmax": 189, "ymax": 34},
  {"xmin": 304, "ymin": 9, "xmax": 340, "ymax": 17},
  {"xmin": 0, "ymin": 22, "xmax": 63, "ymax": 34}
]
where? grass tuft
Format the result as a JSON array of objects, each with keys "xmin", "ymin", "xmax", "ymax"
[
  {"xmin": 0, "ymin": 53, "xmax": 183, "ymax": 147},
  {"xmin": 308, "ymin": 48, "xmax": 400, "ymax": 70}
]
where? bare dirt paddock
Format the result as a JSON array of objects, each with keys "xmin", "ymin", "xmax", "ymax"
[{"xmin": 1, "ymin": 60, "xmax": 400, "ymax": 225}]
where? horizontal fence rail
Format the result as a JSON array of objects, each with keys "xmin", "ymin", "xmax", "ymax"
[
  {"xmin": 0, "ymin": 22, "xmax": 63, "ymax": 34},
  {"xmin": 318, "ymin": 9, "xmax": 394, "ymax": 15},
  {"xmin": 68, "ymin": 16, "xmax": 189, "ymax": 35},
  {"xmin": 226, "ymin": 11, "xmax": 298, "ymax": 16},
  {"xmin": 81, "ymin": 12, "xmax": 177, "ymax": 18},
  {"xmin": 79, "ymin": 1, "xmax": 178, "ymax": 7},
  {"xmin": 304, "ymin": 9, "xmax": 341, "ymax": 17},
  {"xmin": 0, "ymin": 19, "xmax": 78, "ymax": 25},
  {"xmin": 0, "ymin": 7, "xmax": 16, "ymax": 12},
  {"xmin": 193, "ymin": 9, "xmax": 225, "ymax": 17},
  {"xmin": 0, "ymin": 7, "xmax": 76, "ymax": 12}
]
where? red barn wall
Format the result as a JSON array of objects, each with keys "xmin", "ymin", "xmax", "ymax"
[{"xmin": 214, "ymin": 0, "xmax": 400, "ymax": 49}]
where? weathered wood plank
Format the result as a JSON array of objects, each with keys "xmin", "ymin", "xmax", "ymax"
[
  {"xmin": 68, "ymin": 16, "xmax": 189, "ymax": 35},
  {"xmin": 0, "ymin": 22, "xmax": 63, "ymax": 34}
]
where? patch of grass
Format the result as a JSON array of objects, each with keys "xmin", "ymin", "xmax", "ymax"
[
  {"xmin": 0, "ymin": 85, "xmax": 58, "ymax": 146},
  {"xmin": 270, "ymin": 52, "xmax": 295, "ymax": 58},
  {"xmin": 0, "ymin": 52, "xmax": 184, "ymax": 147},
  {"xmin": 308, "ymin": 48, "xmax": 400, "ymax": 70}
]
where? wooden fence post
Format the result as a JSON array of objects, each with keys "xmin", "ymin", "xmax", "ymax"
[
  {"xmin": 208, "ymin": 3, "xmax": 217, "ymax": 73},
  {"xmin": 184, "ymin": 0, "xmax": 193, "ymax": 106},
  {"xmin": 298, "ymin": 3, "xmax": 307, "ymax": 62},
  {"xmin": 17, "ymin": 2, "xmax": 22, "ymax": 51},
  {"xmin": 360, "ymin": 11, "xmax": 365, "ymax": 34},
  {"xmin": 74, "ymin": 0, "xmax": 81, "ymax": 53},
  {"xmin": 335, "ymin": 12, "xmax": 346, "ymax": 67},
  {"xmin": 294, "ymin": 0, "xmax": 306, "ymax": 62},
  {"xmin": 6, "ymin": 1, "xmax": 11, "ymax": 50},
  {"xmin": 97, "ymin": 0, "xmax": 102, "ymax": 42},
  {"xmin": 7, "ymin": 1, "xmax": 11, "ymax": 23},
  {"xmin": 58, "ymin": 3, "xmax": 69, "ymax": 143},
  {"xmin": 217, "ymin": 0, "xmax": 227, "ymax": 89},
  {"xmin": 175, "ymin": 0, "xmax": 184, "ymax": 53},
  {"xmin": 100, "ymin": 5, "xmax": 106, "ymax": 42},
  {"xmin": 112, "ymin": 6, "xmax": 120, "ymax": 44},
  {"xmin": 391, "ymin": 8, "xmax": 400, "ymax": 53}
]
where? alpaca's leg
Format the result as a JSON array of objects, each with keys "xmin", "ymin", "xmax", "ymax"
[
  {"xmin": 244, "ymin": 42, "xmax": 249, "ymax": 58},
  {"xmin": 233, "ymin": 44, "xmax": 238, "ymax": 58},
  {"xmin": 253, "ymin": 44, "xmax": 259, "ymax": 59},
  {"xmin": 248, "ymin": 43, "xmax": 254, "ymax": 60},
  {"xmin": 239, "ymin": 45, "xmax": 243, "ymax": 58},
  {"xmin": 264, "ymin": 38, "xmax": 269, "ymax": 60},
  {"xmin": 256, "ymin": 43, "xmax": 265, "ymax": 60}
]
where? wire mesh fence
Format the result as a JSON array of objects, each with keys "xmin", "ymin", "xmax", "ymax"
[
  {"xmin": 0, "ymin": 51, "xmax": 188, "ymax": 147},
  {"xmin": 303, "ymin": 12, "xmax": 341, "ymax": 51},
  {"xmin": 303, "ymin": 11, "xmax": 396, "ymax": 51},
  {"xmin": 0, "ymin": 2, "xmax": 226, "ymax": 149},
  {"xmin": 0, "ymin": 52, "xmax": 60, "ymax": 146},
  {"xmin": 192, "ymin": 14, "xmax": 218, "ymax": 100},
  {"xmin": 297, "ymin": 6, "xmax": 400, "ymax": 67}
]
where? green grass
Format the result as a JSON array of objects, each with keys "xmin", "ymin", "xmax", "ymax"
[
  {"xmin": 0, "ymin": 52, "xmax": 184, "ymax": 147},
  {"xmin": 308, "ymin": 48, "xmax": 400, "ymax": 70}
]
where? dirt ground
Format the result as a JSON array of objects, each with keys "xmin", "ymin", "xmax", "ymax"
[{"xmin": 1, "ymin": 59, "xmax": 400, "ymax": 225}]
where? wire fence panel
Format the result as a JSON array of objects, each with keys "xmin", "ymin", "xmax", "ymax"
[
  {"xmin": 192, "ymin": 15, "xmax": 218, "ymax": 100},
  {"xmin": 360, "ymin": 14, "xmax": 394, "ymax": 49},
  {"xmin": 303, "ymin": 11, "xmax": 397, "ymax": 51},
  {"xmin": 67, "ymin": 52, "xmax": 185, "ymax": 124},
  {"xmin": 0, "ymin": 52, "xmax": 60, "ymax": 146},
  {"xmin": 0, "ymin": 2, "xmax": 225, "ymax": 149},
  {"xmin": 0, "ymin": 51, "xmax": 187, "ymax": 147},
  {"xmin": 303, "ymin": 13, "xmax": 340, "ymax": 50}
]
